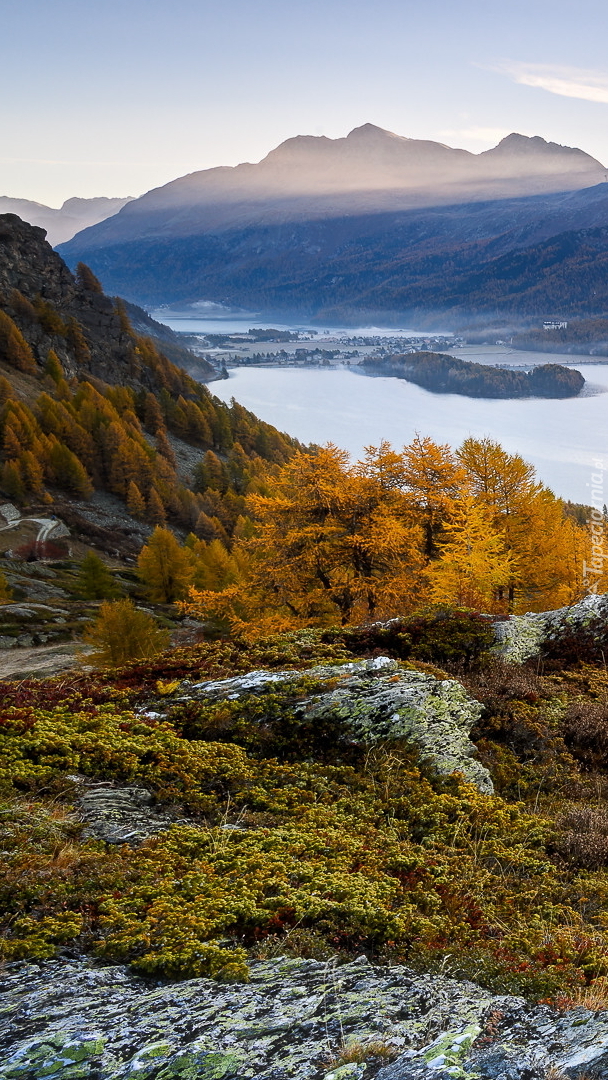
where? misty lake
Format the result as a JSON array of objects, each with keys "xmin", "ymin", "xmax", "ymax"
[{"xmin": 210, "ymin": 363, "xmax": 608, "ymax": 504}]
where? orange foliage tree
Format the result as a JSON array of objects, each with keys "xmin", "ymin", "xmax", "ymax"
[
  {"xmin": 183, "ymin": 443, "xmax": 426, "ymax": 637},
  {"xmin": 181, "ymin": 435, "xmax": 597, "ymax": 636}
]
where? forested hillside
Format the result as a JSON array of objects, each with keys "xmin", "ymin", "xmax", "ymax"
[
  {"xmin": 60, "ymin": 200, "xmax": 608, "ymax": 324},
  {"xmin": 363, "ymin": 351, "xmax": 585, "ymax": 398},
  {"xmin": 0, "ymin": 214, "xmax": 299, "ymax": 546}
]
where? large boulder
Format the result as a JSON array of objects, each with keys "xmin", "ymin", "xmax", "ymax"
[
  {"xmin": 147, "ymin": 656, "xmax": 491, "ymax": 794},
  {"xmin": 493, "ymin": 593, "xmax": 608, "ymax": 664}
]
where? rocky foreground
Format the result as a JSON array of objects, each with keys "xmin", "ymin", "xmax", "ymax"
[
  {"xmin": 2, "ymin": 954, "xmax": 608, "ymax": 1080},
  {"xmin": 7, "ymin": 599, "xmax": 608, "ymax": 1077}
]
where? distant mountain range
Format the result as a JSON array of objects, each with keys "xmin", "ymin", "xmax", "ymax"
[
  {"xmin": 0, "ymin": 196, "xmax": 133, "ymax": 246},
  {"xmin": 58, "ymin": 125, "xmax": 608, "ymax": 322}
]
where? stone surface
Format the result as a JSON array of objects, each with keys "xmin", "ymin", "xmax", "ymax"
[
  {"xmin": 76, "ymin": 782, "xmax": 190, "ymax": 845},
  {"xmin": 0, "ymin": 642, "xmax": 89, "ymax": 680},
  {"xmin": 2, "ymin": 956, "xmax": 608, "ymax": 1079},
  {"xmin": 493, "ymin": 593, "xmax": 608, "ymax": 663},
  {"xmin": 161, "ymin": 656, "xmax": 492, "ymax": 794}
]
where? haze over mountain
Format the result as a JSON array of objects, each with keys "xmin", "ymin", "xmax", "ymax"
[
  {"xmin": 0, "ymin": 196, "xmax": 133, "ymax": 246},
  {"xmin": 59, "ymin": 125, "xmax": 608, "ymax": 322}
]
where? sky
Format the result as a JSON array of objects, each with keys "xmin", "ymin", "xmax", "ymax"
[{"xmin": 2, "ymin": 0, "xmax": 608, "ymax": 206}]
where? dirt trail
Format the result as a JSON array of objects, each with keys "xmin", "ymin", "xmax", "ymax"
[{"xmin": 0, "ymin": 642, "xmax": 91, "ymax": 680}]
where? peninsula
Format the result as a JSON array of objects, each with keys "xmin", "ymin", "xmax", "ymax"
[{"xmin": 362, "ymin": 350, "xmax": 586, "ymax": 398}]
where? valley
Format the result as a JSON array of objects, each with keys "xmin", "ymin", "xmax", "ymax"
[{"xmin": 6, "ymin": 113, "xmax": 608, "ymax": 1079}]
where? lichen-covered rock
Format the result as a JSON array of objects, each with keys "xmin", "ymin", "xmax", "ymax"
[
  {"xmin": 3, "ymin": 956, "xmax": 608, "ymax": 1080},
  {"xmin": 0, "ymin": 956, "xmax": 499, "ymax": 1080},
  {"xmin": 75, "ymin": 782, "xmax": 189, "ymax": 844},
  {"xmin": 158, "ymin": 656, "xmax": 491, "ymax": 794},
  {"xmin": 493, "ymin": 593, "xmax": 608, "ymax": 664}
]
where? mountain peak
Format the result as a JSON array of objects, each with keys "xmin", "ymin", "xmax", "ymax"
[
  {"xmin": 485, "ymin": 133, "xmax": 602, "ymax": 165},
  {"xmin": 495, "ymin": 133, "xmax": 548, "ymax": 151},
  {"xmin": 346, "ymin": 123, "xmax": 400, "ymax": 140},
  {"xmin": 60, "ymin": 124, "xmax": 607, "ymax": 259}
]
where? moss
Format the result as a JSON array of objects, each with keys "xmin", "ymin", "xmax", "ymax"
[{"xmin": 6, "ymin": 621, "xmax": 608, "ymax": 999}]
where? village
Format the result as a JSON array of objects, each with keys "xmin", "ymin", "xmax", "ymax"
[{"xmin": 182, "ymin": 328, "xmax": 463, "ymax": 370}]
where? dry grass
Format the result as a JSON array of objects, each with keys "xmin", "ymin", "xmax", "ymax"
[
  {"xmin": 563, "ymin": 699, "xmax": 608, "ymax": 769},
  {"xmin": 463, "ymin": 659, "xmax": 546, "ymax": 709},
  {"xmin": 323, "ymin": 1040, "xmax": 399, "ymax": 1069},
  {"xmin": 556, "ymin": 805, "xmax": 608, "ymax": 869},
  {"xmin": 545, "ymin": 1071, "xmax": 595, "ymax": 1080},
  {"xmin": 557, "ymin": 975, "xmax": 608, "ymax": 1013}
]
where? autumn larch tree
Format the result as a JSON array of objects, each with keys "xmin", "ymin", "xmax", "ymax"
[
  {"xmin": 183, "ymin": 443, "xmax": 426, "ymax": 637},
  {"xmin": 147, "ymin": 486, "xmax": 166, "ymax": 524},
  {"xmin": 84, "ymin": 598, "xmax": 169, "ymax": 667},
  {"xmin": 126, "ymin": 480, "xmax": 146, "ymax": 519},
  {"xmin": 137, "ymin": 526, "xmax": 194, "ymax": 603},
  {"xmin": 0, "ymin": 311, "xmax": 37, "ymax": 374},
  {"xmin": 76, "ymin": 262, "xmax": 103, "ymax": 294},
  {"xmin": 403, "ymin": 434, "xmax": 466, "ymax": 557},
  {"xmin": 426, "ymin": 494, "xmax": 515, "ymax": 612}
]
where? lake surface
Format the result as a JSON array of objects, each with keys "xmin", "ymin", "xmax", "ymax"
[
  {"xmin": 152, "ymin": 314, "xmax": 451, "ymax": 338},
  {"xmin": 211, "ymin": 365, "xmax": 608, "ymax": 504}
]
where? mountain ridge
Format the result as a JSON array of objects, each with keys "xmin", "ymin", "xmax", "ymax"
[
  {"xmin": 60, "ymin": 125, "xmax": 606, "ymax": 248},
  {"xmin": 57, "ymin": 126, "xmax": 608, "ymax": 321},
  {"xmin": 0, "ymin": 195, "xmax": 133, "ymax": 246}
]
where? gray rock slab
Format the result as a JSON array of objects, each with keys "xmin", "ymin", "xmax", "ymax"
[
  {"xmin": 3, "ymin": 957, "xmax": 608, "ymax": 1079},
  {"xmin": 493, "ymin": 593, "xmax": 608, "ymax": 664},
  {"xmin": 158, "ymin": 657, "xmax": 491, "ymax": 793},
  {"xmin": 77, "ymin": 783, "xmax": 191, "ymax": 844}
]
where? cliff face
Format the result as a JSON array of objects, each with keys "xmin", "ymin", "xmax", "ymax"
[{"xmin": 0, "ymin": 214, "xmax": 215, "ymax": 385}]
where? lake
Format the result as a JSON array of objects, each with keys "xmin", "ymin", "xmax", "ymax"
[
  {"xmin": 152, "ymin": 314, "xmax": 451, "ymax": 337},
  {"xmin": 210, "ymin": 364, "xmax": 608, "ymax": 504}
]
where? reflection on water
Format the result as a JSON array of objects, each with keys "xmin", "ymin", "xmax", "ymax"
[{"xmin": 211, "ymin": 364, "xmax": 608, "ymax": 503}]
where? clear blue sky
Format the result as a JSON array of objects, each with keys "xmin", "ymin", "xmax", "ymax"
[{"xmin": 2, "ymin": 0, "xmax": 608, "ymax": 205}]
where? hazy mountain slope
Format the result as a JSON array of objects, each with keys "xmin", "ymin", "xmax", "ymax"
[
  {"xmin": 59, "ymin": 184, "xmax": 608, "ymax": 319},
  {"xmin": 347, "ymin": 225, "xmax": 608, "ymax": 320},
  {"xmin": 61, "ymin": 126, "xmax": 606, "ymax": 252},
  {"xmin": 0, "ymin": 195, "xmax": 133, "ymax": 245},
  {"xmin": 58, "ymin": 127, "xmax": 608, "ymax": 320}
]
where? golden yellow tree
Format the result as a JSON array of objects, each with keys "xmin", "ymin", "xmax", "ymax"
[
  {"xmin": 137, "ymin": 526, "xmax": 194, "ymax": 603},
  {"xmin": 0, "ymin": 312, "xmax": 37, "ymax": 374},
  {"xmin": 126, "ymin": 480, "xmax": 146, "ymax": 519},
  {"xmin": 147, "ymin": 486, "xmax": 166, "ymax": 524},
  {"xmin": 183, "ymin": 444, "xmax": 426, "ymax": 637},
  {"xmin": 0, "ymin": 570, "xmax": 12, "ymax": 604},
  {"xmin": 457, "ymin": 436, "xmax": 590, "ymax": 612},
  {"xmin": 191, "ymin": 538, "xmax": 248, "ymax": 592},
  {"xmin": 84, "ymin": 599, "xmax": 169, "ymax": 667},
  {"xmin": 402, "ymin": 434, "xmax": 467, "ymax": 556},
  {"xmin": 426, "ymin": 495, "xmax": 515, "ymax": 612}
]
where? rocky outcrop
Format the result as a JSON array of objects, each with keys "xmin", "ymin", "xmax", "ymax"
[
  {"xmin": 76, "ymin": 782, "xmax": 189, "ymax": 845},
  {"xmin": 2, "ymin": 954, "xmax": 608, "ymax": 1079},
  {"xmin": 0, "ymin": 214, "xmax": 215, "ymax": 383},
  {"xmin": 493, "ymin": 593, "xmax": 608, "ymax": 664},
  {"xmin": 149, "ymin": 656, "xmax": 492, "ymax": 794}
]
